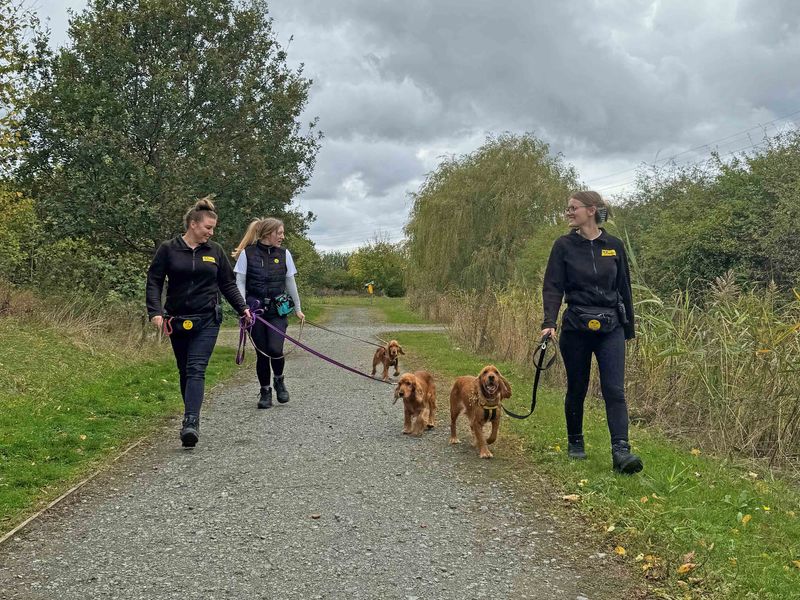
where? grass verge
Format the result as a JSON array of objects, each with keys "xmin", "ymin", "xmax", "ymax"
[
  {"xmin": 0, "ymin": 318, "xmax": 239, "ymax": 532},
  {"xmin": 387, "ymin": 330, "xmax": 800, "ymax": 600}
]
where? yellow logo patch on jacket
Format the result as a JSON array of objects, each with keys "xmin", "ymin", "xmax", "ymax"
[
  {"xmin": 601, "ymin": 249, "xmax": 617, "ymax": 257},
  {"xmin": 202, "ymin": 255, "xmax": 216, "ymax": 263}
]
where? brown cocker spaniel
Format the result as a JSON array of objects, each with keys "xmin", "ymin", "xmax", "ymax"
[
  {"xmin": 449, "ymin": 365, "xmax": 512, "ymax": 458},
  {"xmin": 372, "ymin": 340, "xmax": 404, "ymax": 381},
  {"xmin": 393, "ymin": 371, "xmax": 437, "ymax": 436}
]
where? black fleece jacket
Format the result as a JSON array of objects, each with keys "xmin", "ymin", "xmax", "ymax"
[
  {"xmin": 541, "ymin": 229, "xmax": 635, "ymax": 339},
  {"xmin": 146, "ymin": 236, "xmax": 247, "ymax": 319}
]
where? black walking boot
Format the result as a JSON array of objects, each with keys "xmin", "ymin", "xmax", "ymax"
[
  {"xmin": 180, "ymin": 414, "xmax": 200, "ymax": 448},
  {"xmin": 273, "ymin": 375, "xmax": 289, "ymax": 404},
  {"xmin": 567, "ymin": 435, "xmax": 587, "ymax": 460},
  {"xmin": 257, "ymin": 385, "xmax": 273, "ymax": 409},
  {"xmin": 612, "ymin": 441, "xmax": 643, "ymax": 474}
]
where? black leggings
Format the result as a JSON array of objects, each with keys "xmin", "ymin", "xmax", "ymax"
[
  {"xmin": 250, "ymin": 313, "xmax": 288, "ymax": 386},
  {"xmin": 559, "ymin": 327, "xmax": 630, "ymax": 444}
]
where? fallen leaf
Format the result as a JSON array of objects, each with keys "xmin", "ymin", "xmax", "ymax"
[
  {"xmin": 635, "ymin": 553, "xmax": 644, "ymax": 562},
  {"xmin": 789, "ymin": 511, "xmax": 797, "ymax": 518},
  {"xmin": 690, "ymin": 448, "xmax": 701, "ymax": 456},
  {"xmin": 729, "ymin": 557, "xmax": 738, "ymax": 566},
  {"xmin": 762, "ymin": 506, "xmax": 770, "ymax": 511},
  {"xmin": 747, "ymin": 471, "xmax": 759, "ymax": 479},
  {"xmin": 562, "ymin": 494, "xmax": 580, "ymax": 503},
  {"xmin": 80, "ymin": 434, "xmax": 87, "ymax": 441},
  {"xmin": 677, "ymin": 563, "xmax": 697, "ymax": 574},
  {"xmin": 606, "ymin": 524, "xmax": 616, "ymax": 533},
  {"xmin": 614, "ymin": 545, "xmax": 626, "ymax": 556},
  {"xmin": 640, "ymin": 496, "xmax": 649, "ymax": 503},
  {"xmin": 578, "ymin": 479, "xmax": 588, "ymax": 487},
  {"xmin": 792, "ymin": 560, "xmax": 800, "ymax": 569},
  {"xmin": 683, "ymin": 551, "xmax": 697, "ymax": 563},
  {"xmin": 553, "ymin": 444, "xmax": 561, "ymax": 452},
  {"xmin": 310, "ymin": 513, "xmax": 321, "ymax": 519},
  {"xmin": 741, "ymin": 514, "xmax": 752, "ymax": 526}
]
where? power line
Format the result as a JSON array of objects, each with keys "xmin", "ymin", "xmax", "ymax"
[
  {"xmin": 588, "ymin": 108, "xmax": 800, "ymax": 188},
  {"xmin": 593, "ymin": 119, "xmax": 800, "ymax": 194}
]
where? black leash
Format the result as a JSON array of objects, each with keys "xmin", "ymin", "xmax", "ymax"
[{"xmin": 502, "ymin": 333, "xmax": 557, "ymax": 420}]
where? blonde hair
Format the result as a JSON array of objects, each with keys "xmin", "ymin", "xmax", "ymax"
[
  {"xmin": 184, "ymin": 195, "xmax": 217, "ymax": 229},
  {"xmin": 570, "ymin": 190, "xmax": 611, "ymax": 224},
  {"xmin": 232, "ymin": 217, "xmax": 285, "ymax": 259}
]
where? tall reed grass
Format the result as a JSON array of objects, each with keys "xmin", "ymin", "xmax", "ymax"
[{"xmin": 409, "ymin": 274, "xmax": 800, "ymax": 467}]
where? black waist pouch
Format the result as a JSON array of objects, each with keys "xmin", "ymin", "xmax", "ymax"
[
  {"xmin": 565, "ymin": 305, "xmax": 620, "ymax": 333},
  {"xmin": 166, "ymin": 312, "xmax": 216, "ymax": 335}
]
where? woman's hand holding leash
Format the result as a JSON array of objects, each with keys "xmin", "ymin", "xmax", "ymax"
[
  {"xmin": 295, "ymin": 310, "xmax": 305, "ymax": 322},
  {"xmin": 151, "ymin": 315, "xmax": 164, "ymax": 329},
  {"xmin": 540, "ymin": 327, "xmax": 556, "ymax": 340},
  {"xmin": 243, "ymin": 308, "xmax": 253, "ymax": 327}
]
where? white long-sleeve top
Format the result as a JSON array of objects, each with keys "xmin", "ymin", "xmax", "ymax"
[{"xmin": 234, "ymin": 248, "xmax": 302, "ymax": 312}]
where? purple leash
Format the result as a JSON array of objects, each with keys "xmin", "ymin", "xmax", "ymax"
[{"xmin": 239, "ymin": 313, "xmax": 395, "ymax": 386}]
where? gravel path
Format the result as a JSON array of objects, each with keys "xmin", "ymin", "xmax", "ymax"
[{"xmin": 0, "ymin": 307, "xmax": 634, "ymax": 599}]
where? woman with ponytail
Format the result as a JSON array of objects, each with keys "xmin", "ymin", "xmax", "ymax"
[
  {"xmin": 540, "ymin": 191, "xmax": 642, "ymax": 474},
  {"xmin": 233, "ymin": 218, "xmax": 305, "ymax": 409},
  {"xmin": 146, "ymin": 197, "xmax": 252, "ymax": 448}
]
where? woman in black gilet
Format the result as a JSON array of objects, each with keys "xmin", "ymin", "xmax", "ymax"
[{"xmin": 233, "ymin": 218, "xmax": 305, "ymax": 408}]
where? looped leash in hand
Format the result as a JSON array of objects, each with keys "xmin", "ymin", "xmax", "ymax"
[
  {"xmin": 502, "ymin": 333, "xmax": 557, "ymax": 420},
  {"xmin": 236, "ymin": 308, "xmax": 303, "ymax": 365},
  {"xmin": 239, "ymin": 313, "xmax": 395, "ymax": 386}
]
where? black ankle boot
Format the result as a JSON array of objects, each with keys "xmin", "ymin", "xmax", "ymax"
[
  {"xmin": 180, "ymin": 414, "xmax": 200, "ymax": 447},
  {"xmin": 273, "ymin": 375, "xmax": 289, "ymax": 404},
  {"xmin": 612, "ymin": 441, "xmax": 643, "ymax": 474},
  {"xmin": 568, "ymin": 436, "xmax": 587, "ymax": 460},
  {"xmin": 257, "ymin": 386, "xmax": 273, "ymax": 409}
]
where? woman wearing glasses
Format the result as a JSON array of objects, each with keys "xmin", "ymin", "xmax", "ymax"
[{"xmin": 540, "ymin": 191, "xmax": 642, "ymax": 474}]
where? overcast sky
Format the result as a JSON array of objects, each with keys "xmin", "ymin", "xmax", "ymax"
[{"xmin": 36, "ymin": 0, "xmax": 800, "ymax": 251}]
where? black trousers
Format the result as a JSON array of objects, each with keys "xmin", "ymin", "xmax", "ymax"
[
  {"xmin": 559, "ymin": 326, "xmax": 630, "ymax": 444},
  {"xmin": 250, "ymin": 313, "xmax": 288, "ymax": 386},
  {"xmin": 169, "ymin": 324, "xmax": 220, "ymax": 416}
]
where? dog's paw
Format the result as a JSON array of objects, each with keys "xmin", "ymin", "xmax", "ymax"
[
  {"xmin": 479, "ymin": 449, "xmax": 494, "ymax": 459},
  {"xmin": 448, "ymin": 436, "xmax": 460, "ymax": 445}
]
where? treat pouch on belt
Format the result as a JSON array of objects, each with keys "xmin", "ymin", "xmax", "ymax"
[{"xmin": 565, "ymin": 305, "xmax": 620, "ymax": 334}]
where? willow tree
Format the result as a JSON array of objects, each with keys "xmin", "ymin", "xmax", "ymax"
[
  {"xmin": 405, "ymin": 133, "xmax": 577, "ymax": 292},
  {"xmin": 20, "ymin": 0, "xmax": 320, "ymax": 255}
]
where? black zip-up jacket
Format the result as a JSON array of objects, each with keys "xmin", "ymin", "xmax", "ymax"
[
  {"xmin": 146, "ymin": 236, "xmax": 247, "ymax": 319},
  {"xmin": 541, "ymin": 229, "xmax": 635, "ymax": 339}
]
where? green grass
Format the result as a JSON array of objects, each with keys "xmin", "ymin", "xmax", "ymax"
[
  {"xmin": 387, "ymin": 330, "xmax": 800, "ymax": 600},
  {"xmin": 304, "ymin": 295, "xmax": 431, "ymax": 325},
  {"xmin": 0, "ymin": 318, "xmax": 240, "ymax": 531}
]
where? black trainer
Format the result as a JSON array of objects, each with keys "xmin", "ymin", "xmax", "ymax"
[
  {"xmin": 273, "ymin": 375, "xmax": 289, "ymax": 404},
  {"xmin": 612, "ymin": 441, "xmax": 643, "ymax": 474},
  {"xmin": 257, "ymin": 385, "xmax": 273, "ymax": 409},
  {"xmin": 567, "ymin": 436, "xmax": 587, "ymax": 460},
  {"xmin": 180, "ymin": 414, "xmax": 200, "ymax": 448}
]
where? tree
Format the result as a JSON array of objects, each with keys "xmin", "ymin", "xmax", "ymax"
[
  {"xmin": 20, "ymin": 0, "xmax": 320, "ymax": 256},
  {"xmin": 405, "ymin": 133, "xmax": 578, "ymax": 292},
  {"xmin": 348, "ymin": 239, "xmax": 407, "ymax": 297}
]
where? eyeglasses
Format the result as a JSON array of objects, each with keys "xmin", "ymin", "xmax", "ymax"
[{"xmin": 565, "ymin": 204, "xmax": 589, "ymax": 214}]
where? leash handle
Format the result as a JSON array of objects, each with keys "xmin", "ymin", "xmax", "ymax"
[{"xmin": 502, "ymin": 333, "xmax": 556, "ymax": 420}]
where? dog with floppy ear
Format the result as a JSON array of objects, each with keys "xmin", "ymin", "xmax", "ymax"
[
  {"xmin": 372, "ymin": 340, "xmax": 405, "ymax": 381},
  {"xmin": 393, "ymin": 371, "xmax": 437, "ymax": 436},
  {"xmin": 448, "ymin": 365, "xmax": 512, "ymax": 458}
]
